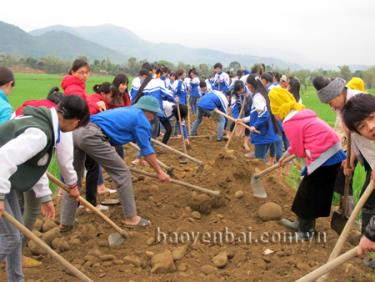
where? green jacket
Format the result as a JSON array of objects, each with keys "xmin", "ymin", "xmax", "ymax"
[{"xmin": 0, "ymin": 106, "xmax": 55, "ymax": 196}]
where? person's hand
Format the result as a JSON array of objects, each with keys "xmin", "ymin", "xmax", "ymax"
[
  {"xmin": 357, "ymin": 235, "xmax": 375, "ymax": 256},
  {"xmin": 249, "ymin": 126, "xmax": 257, "ymax": 133},
  {"xmin": 69, "ymin": 185, "xmax": 80, "ymax": 201},
  {"xmin": 97, "ymin": 101, "xmax": 107, "ymax": 112},
  {"xmin": 344, "ymin": 166, "xmax": 354, "ymax": 177},
  {"xmin": 0, "ymin": 201, "xmax": 4, "ymax": 217},
  {"xmin": 158, "ymin": 171, "xmax": 171, "ymax": 183},
  {"xmin": 41, "ymin": 201, "xmax": 55, "ymax": 219}
]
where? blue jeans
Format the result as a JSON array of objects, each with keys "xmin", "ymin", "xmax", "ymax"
[
  {"xmin": 269, "ymin": 138, "xmax": 283, "ymax": 161},
  {"xmin": 0, "ymin": 190, "xmax": 24, "ymax": 282},
  {"xmin": 190, "ymin": 96, "xmax": 199, "ymax": 115},
  {"xmin": 255, "ymin": 144, "xmax": 272, "ymax": 161},
  {"xmin": 191, "ymin": 107, "xmax": 225, "ymax": 141}
]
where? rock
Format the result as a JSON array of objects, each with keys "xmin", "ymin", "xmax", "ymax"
[
  {"xmin": 34, "ymin": 218, "xmax": 43, "ymax": 231},
  {"xmin": 102, "ymin": 261, "xmax": 113, "ymax": 267},
  {"xmin": 189, "ymin": 193, "xmax": 213, "ymax": 214},
  {"xmin": 201, "ymin": 264, "xmax": 217, "ymax": 274},
  {"xmin": 212, "ymin": 252, "xmax": 228, "ymax": 268},
  {"xmin": 99, "ymin": 254, "xmax": 116, "ymax": 262},
  {"xmin": 41, "ymin": 227, "xmax": 60, "ymax": 244},
  {"xmin": 146, "ymin": 237, "xmax": 155, "ymax": 246},
  {"xmin": 123, "ymin": 255, "xmax": 141, "ymax": 267},
  {"xmin": 69, "ymin": 238, "xmax": 81, "ymax": 245},
  {"xmin": 114, "ymin": 260, "xmax": 124, "ymax": 265},
  {"xmin": 98, "ymin": 239, "xmax": 109, "ymax": 247},
  {"xmin": 191, "ymin": 211, "xmax": 201, "ymax": 220},
  {"xmin": 145, "ymin": 251, "xmax": 154, "ymax": 258},
  {"xmin": 84, "ymin": 261, "xmax": 93, "ymax": 267},
  {"xmin": 42, "ymin": 219, "xmax": 58, "ymax": 232},
  {"xmin": 177, "ymin": 263, "xmax": 187, "ymax": 272},
  {"xmin": 99, "ymin": 273, "xmax": 106, "ymax": 278},
  {"xmin": 72, "ymin": 258, "xmax": 85, "ymax": 266},
  {"xmin": 172, "ymin": 245, "xmax": 188, "ymax": 260},
  {"xmin": 83, "ymin": 255, "xmax": 98, "ymax": 263},
  {"xmin": 88, "ymin": 248, "xmax": 102, "ymax": 257},
  {"xmin": 51, "ymin": 238, "xmax": 70, "ymax": 252},
  {"xmin": 93, "ymin": 263, "xmax": 101, "ymax": 268},
  {"xmin": 258, "ymin": 202, "xmax": 283, "ymax": 221},
  {"xmin": 32, "ymin": 230, "xmax": 42, "ymax": 238},
  {"xmin": 234, "ymin": 190, "xmax": 244, "ymax": 199},
  {"xmin": 151, "ymin": 250, "xmax": 176, "ymax": 273},
  {"xmin": 28, "ymin": 240, "xmax": 47, "ymax": 255}
]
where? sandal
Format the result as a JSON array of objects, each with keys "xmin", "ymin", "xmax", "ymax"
[{"xmin": 123, "ymin": 217, "xmax": 151, "ymax": 228}]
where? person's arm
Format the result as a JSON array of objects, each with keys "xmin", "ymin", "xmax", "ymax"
[
  {"xmin": 134, "ymin": 126, "xmax": 171, "ymax": 182},
  {"xmin": 0, "ymin": 128, "xmax": 48, "ymax": 215},
  {"xmin": 0, "ymin": 105, "xmax": 12, "ymax": 124},
  {"xmin": 55, "ymin": 132, "xmax": 80, "ymax": 200},
  {"xmin": 32, "ymin": 174, "xmax": 55, "ymax": 219}
]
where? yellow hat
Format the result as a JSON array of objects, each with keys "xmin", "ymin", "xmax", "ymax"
[
  {"xmin": 346, "ymin": 77, "xmax": 366, "ymax": 92},
  {"xmin": 269, "ymin": 87, "xmax": 304, "ymax": 120}
]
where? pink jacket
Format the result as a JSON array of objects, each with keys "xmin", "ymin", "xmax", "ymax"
[{"xmin": 283, "ymin": 109, "xmax": 341, "ymax": 173}]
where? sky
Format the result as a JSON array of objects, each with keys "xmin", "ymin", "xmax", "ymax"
[{"xmin": 1, "ymin": 0, "xmax": 374, "ymax": 68}]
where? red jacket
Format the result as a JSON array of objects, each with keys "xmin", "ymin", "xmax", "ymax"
[
  {"xmin": 15, "ymin": 99, "xmax": 57, "ymax": 116},
  {"xmin": 87, "ymin": 93, "xmax": 111, "ymax": 115},
  {"xmin": 110, "ymin": 92, "xmax": 131, "ymax": 109},
  {"xmin": 61, "ymin": 75, "xmax": 88, "ymax": 102}
]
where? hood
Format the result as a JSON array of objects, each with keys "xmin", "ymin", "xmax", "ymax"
[
  {"xmin": 285, "ymin": 109, "xmax": 317, "ymax": 123},
  {"xmin": 61, "ymin": 75, "xmax": 85, "ymax": 91}
]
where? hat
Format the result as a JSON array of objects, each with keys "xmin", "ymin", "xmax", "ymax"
[
  {"xmin": 346, "ymin": 77, "xmax": 366, "ymax": 92},
  {"xmin": 269, "ymin": 87, "xmax": 304, "ymax": 120},
  {"xmin": 280, "ymin": 75, "xmax": 288, "ymax": 82},
  {"xmin": 317, "ymin": 78, "xmax": 346, "ymax": 103},
  {"xmin": 134, "ymin": 96, "xmax": 162, "ymax": 114},
  {"xmin": 0, "ymin": 67, "xmax": 14, "ymax": 86}
]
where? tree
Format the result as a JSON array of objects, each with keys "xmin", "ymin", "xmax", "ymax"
[
  {"xmin": 338, "ymin": 65, "xmax": 352, "ymax": 81},
  {"xmin": 228, "ymin": 61, "xmax": 241, "ymax": 73}
]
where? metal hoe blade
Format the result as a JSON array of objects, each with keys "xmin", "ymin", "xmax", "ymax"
[
  {"xmin": 250, "ymin": 176, "xmax": 268, "ymax": 199},
  {"xmin": 108, "ymin": 232, "xmax": 125, "ymax": 247}
]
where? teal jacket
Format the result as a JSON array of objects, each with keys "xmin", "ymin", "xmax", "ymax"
[{"xmin": 0, "ymin": 90, "xmax": 12, "ymax": 125}]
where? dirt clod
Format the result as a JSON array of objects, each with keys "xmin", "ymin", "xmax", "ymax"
[
  {"xmin": 258, "ymin": 202, "xmax": 283, "ymax": 221},
  {"xmin": 151, "ymin": 250, "xmax": 176, "ymax": 273}
]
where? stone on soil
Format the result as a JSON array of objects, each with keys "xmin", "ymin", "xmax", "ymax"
[{"xmin": 258, "ymin": 202, "xmax": 283, "ymax": 221}]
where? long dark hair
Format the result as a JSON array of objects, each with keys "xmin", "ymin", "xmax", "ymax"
[
  {"xmin": 93, "ymin": 82, "xmax": 113, "ymax": 94},
  {"xmin": 112, "ymin": 74, "xmax": 129, "ymax": 105},
  {"xmin": 288, "ymin": 76, "xmax": 301, "ymax": 102},
  {"xmin": 247, "ymin": 74, "xmax": 279, "ymax": 134}
]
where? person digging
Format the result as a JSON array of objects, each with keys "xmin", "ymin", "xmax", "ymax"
[{"xmin": 60, "ymin": 96, "xmax": 171, "ymax": 232}]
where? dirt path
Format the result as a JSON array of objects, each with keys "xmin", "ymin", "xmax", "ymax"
[{"xmin": 1, "ymin": 119, "xmax": 374, "ymax": 282}]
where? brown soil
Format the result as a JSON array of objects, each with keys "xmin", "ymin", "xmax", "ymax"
[{"xmin": 1, "ymin": 119, "xmax": 374, "ymax": 282}]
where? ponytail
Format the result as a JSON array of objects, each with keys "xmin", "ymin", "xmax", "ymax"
[{"xmin": 93, "ymin": 82, "xmax": 112, "ymax": 94}]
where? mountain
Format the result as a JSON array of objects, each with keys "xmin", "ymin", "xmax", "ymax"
[
  {"xmin": 31, "ymin": 24, "xmax": 301, "ymax": 69},
  {"xmin": 0, "ymin": 21, "xmax": 127, "ymax": 63}
]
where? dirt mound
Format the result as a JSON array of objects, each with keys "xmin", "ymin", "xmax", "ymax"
[{"xmin": 3, "ymin": 119, "xmax": 372, "ymax": 282}]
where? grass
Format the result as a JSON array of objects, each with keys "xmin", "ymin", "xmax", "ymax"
[{"xmin": 7, "ymin": 73, "xmax": 374, "ymax": 199}]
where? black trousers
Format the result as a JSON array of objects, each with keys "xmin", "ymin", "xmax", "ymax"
[
  {"xmin": 159, "ymin": 116, "xmax": 172, "ymax": 144},
  {"xmin": 292, "ymin": 163, "xmax": 341, "ymax": 219}
]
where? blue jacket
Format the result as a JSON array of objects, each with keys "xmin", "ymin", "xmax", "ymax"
[
  {"xmin": 249, "ymin": 93, "xmax": 280, "ymax": 145},
  {"xmin": 190, "ymin": 78, "xmax": 200, "ymax": 97},
  {"xmin": 130, "ymin": 78, "xmax": 174, "ymax": 117},
  {"xmin": 0, "ymin": 90, "xmax": 12, "ymax": 125},
  {"xmin": 90, "ymin": 107, "xmax": 155, "ymax": 156},
  {"xmin": 173, "ymin": 80, "xmax": 188, "ymax": 105},
  {"xmin": 197, "ymin": 90, "xmax": 228, "ymax": 113}
]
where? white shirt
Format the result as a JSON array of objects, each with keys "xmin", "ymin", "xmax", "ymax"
[{"xmin": 0, "ymin": 108, "xmax": 77, "ymax": 200}]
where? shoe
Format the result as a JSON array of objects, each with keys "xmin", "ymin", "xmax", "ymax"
[
  {"xmin": 95, "ymin": 204, "xmax": 109, "ymax": 211},
  {"xmin": 23, "ymin": 256, "xmax": 42, "ymax": 268},
  {"xmin": 279, "ymin": 218, "xmax": 299, "ymax": 230}
]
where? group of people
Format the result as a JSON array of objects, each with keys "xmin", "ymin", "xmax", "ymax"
[{"xmin": 1, "ymin": 58, "xmax": 375, "ymax": 281}]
